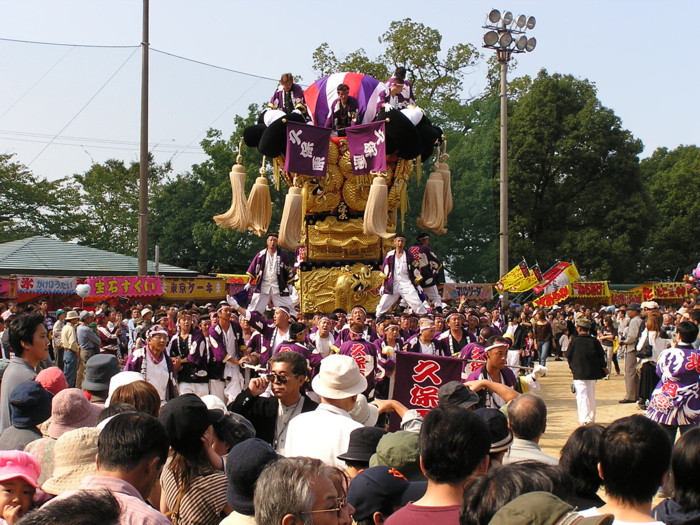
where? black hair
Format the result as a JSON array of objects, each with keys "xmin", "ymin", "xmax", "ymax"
[
  {"xmin": 677, "ymin": 321, "xmax": 699, "ymax": 344},
  {"xmin": 18, "ymin": 489, "xmax": 121, "ymax": 525},
  {"xmin": 8, "ymin": 313, "xmax": 45, "ymax": 357},
  {"xmin": 420, "ymin": 407, "xmax": 490, "ymax": 484},
  {"xmin": 599, "ymin": 415, "xmax": 671, "ymax": 504},
  {"xmin": 507, "ymin": 394, "xmax": 547, "ymax": 441},
  {"xmin": 393, "ymin": 66, "xmax": 407, "ymax": 80},
  {"xmin": 669, "ymin": 427, "xmax": 700, "ymax": 512},
  {"xmin": 98, "ymin": 412, "xmax": 169, "ymax": 471},
  {"xmin": 97, "ymin": 402, "xmax": 136, "ymax": 423},
  {"xmin": 289, "ymin": 322, "xmax": 307, "ymax": 339},
  {"xmin": 269, "ymin": 351, "xmax": 309, "ymax": 378},
  {"xmin": 559, "ymin": 423, "xmax": 605, "ymax": 497},
  {"xmin": 460, "ymin": 461, "xmax": 573, "ymax": 525},
  {"xmin": 688, "ymin": 310, "xmax": 700, "ymax": 324}
]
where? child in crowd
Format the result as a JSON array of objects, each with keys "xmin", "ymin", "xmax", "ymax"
[
  {"xmin": 522, "ymin": 330, "xmax": 536, "ymax": 368},
  {"xmin": 0, "ymin": 451, "xmax": 41, "ymax": 525}
]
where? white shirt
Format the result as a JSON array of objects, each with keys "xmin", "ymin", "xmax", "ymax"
[
  {"xmin": 311, "ymin": 333, "xmax": 333, "ymax": 358},
  {"xmin": 394, "ymin": 251, "xmax": 410, "ymax": 285},
  {"xmin": 578, "ymin": 507, "xmax": 663, "ymax": 525},
  {"xmin": 145, "ymin": 355, "xmax": 170, "ymax": 403},
  {"xmin": 274, "ymin": 397, "xmax": 304, "ymax": 455},
  {"xmin": 285, "ymin": 404, "xmax": 363, "ymax": 468},
  {"xmin": 261, "ymin": 250, "xmax": 280, "ymax": 294}
]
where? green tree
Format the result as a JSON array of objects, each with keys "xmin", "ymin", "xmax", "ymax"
[
  {"xmin": 150, "ymin": 105, "xmax": 285, "ymax": 274},
  {"xmin": 61, "ymin": 156, "xmax": 170, "ymax": 255},
  {"xmin": 639, "ymin": 145, "xmax": 700, "ymax": 280},
  {"xmin": 312, "ymin": 18, "xmax": 481, "ymax": 110},
  {"xmin": 506, "ymin": 69, "xmax": 648, "ymax": 283},
  {"xmin": 0, "ymin": 154, "xmax": 67, "ymax": 243}
]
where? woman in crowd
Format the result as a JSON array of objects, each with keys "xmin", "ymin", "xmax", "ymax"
[
  {"xmin": 597, "ymin": 315, "xmax": 619, "ymax": 378},
  {"xmin": 533, "ymin": 309, "xmax": 554, "ymax": 368},
  {"xmin": 559, "ymin": 424, "xmax": 606, "ymax": 510},
  {"xmin": 637, "ymin": 312, "xmax": 670, "ymax": 410}
]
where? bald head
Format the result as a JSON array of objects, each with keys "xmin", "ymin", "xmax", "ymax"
[{"xmin": 507, "ymin": 394, "xmax": 547, "ymax": 441}]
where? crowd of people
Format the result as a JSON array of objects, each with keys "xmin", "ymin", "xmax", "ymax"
[{"xmin": 1, "ymin": 237, "xmax": 700, "ymax": 524}]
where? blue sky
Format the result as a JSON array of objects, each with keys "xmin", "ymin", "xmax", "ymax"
[{"xmin": 1, "ymin": 0, "xmax": 697, "ymax": 181}]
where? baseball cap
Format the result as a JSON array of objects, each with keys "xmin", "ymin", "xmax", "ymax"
[
  {"xmin": 347, "ymin": 466, "xmax": 427, "ymax": 521},
  {"xmin": 0, "ymin": 451, "xmax": 41, "ymax": 489},
  {"xmin": 438, "ymin": 381, "xmax": 479, "ymax": 410}
]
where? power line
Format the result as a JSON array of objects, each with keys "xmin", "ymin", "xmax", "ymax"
[
  {"xmin": 0, "ymin": 36, "xmax": 138, "ymax": 49},
  {"xmin": 150, "ymin": 48, "xmax": 279, "ymax": 83},
  {"xmin": 0, "ymin": 129, "xmax": 202, "ymax": 149},
  {"xmin": 27, "ymin": 47, "xmax": 140, "ymax": 166}
]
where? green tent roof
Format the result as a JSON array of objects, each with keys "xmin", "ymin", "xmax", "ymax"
[{"xmin": 0, "ymin": 236, "xmax": 198, "ymax": 277}]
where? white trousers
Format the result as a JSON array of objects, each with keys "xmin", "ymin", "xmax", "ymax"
[
  {"xmin": 178, "ymin": 382, "xmax": 210, "ymax": 398},
  {"xmin": 376, "ymin": 281, "xmax": 427, "ymax": 317},
  {"xmin": 573, "ymin": 379, "xmax": 597, "ymax": 424},
  {"xmin": 248, "ymin": 291, "xmax": 296, "ymax": 314},
  {"xmin": 209, "ymin": 379, "xmax": 226, "ymax": 404},
  {"xmin": 422, "ymin": 285, "xmax": 442, "ymax": 305},
  {"xmin": 507, "ymin": 350, "xmax": 521, "ymax": 375}
]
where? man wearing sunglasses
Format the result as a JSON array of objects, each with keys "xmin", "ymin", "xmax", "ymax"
[{"xmin": 229, "ymin": 351, "xmax": 317, "ymax": 455}]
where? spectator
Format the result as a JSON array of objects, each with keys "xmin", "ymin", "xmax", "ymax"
[
  {"xmin": 110, "ymin": 381, "xmax": 161, "ymax": 418},
  {"xmin": 285, "ymin": 355, "xmax": 365, "ymax": 468},
  {"xmin": 43, "ymin": 412, "xmax": 170, "ymax": 524},
  {"xmin": 567, "ymin": 317, "xmax": 608, "ymax": 425},
  {"xmin": 60, "ymin": 311, "xmax": 80, "ymax": 388},
  {"xmin": 229, "ymin": 352, "xmax": 317, "ymax": 452},
  {"xmin": 653, "ymin": 427, "xmax": 700, "ymax": 524},
  {"xmin": 34, "ymin": 367, "xmax": 68, "ymax": 396},
  {"xmin": 489, "ymin": 491, "xmax": 614, "ymax": 525},
  {"xmin": 504, "ymin": 394, "xmax": 558, "ymax": 465},
  {"xmin": 559, "ymin": 424, "xmax": 606, "ymax": 510},
  {"xmin": 1, "ymin": 314, "xmax": 49, "ymax": 432},
  {"xmin": 254, "ymin": 457, "xmax": 348, "ymax": 525},
  {"xmin": 474, "ymin": 408, "xmax": 513, "ymax": 469},
  {"xmin": 42, "ymin": 427, "xmax": 99, "ymax": 496},
  {"xmin": 369, "ymin": 430, "xmax": 424, "ymax": 482},
  {"xmin": 619, "ymin": 303, "xmax": 643, "ymax": 404},
  {"xmin": 0, "ymin": 382, "xmax": 52, "ymax": 452},
  {"xmin": 384, "ymin": 407, "xmax": 491, "ymax": 524},
  {"xmin": 18, "ymin": 490, "xmax": 122, "ymax": 525},
  {"xmin": 461, "ymin": 461, "xmax": 574, "ymax": 525},
  {"xmin": 348, "ymin": 466, "xmax": 427, "ymax": 525},
  {"xmin": 0, "ymin": 450, "xmax": 40, "ymax": 524},
  {"xmin": 158, "ymin": 394, "xmax": 230, "ymax": 523},
  {"xmin": 82, "ymin": 354, "xmax": 120, "ymax": 406},
  {"xmin": 337, "ymin": 427, "xmax": 388, "ymax": 479},
  {"xmin": 578, "ymin": 415, "xmax": 671, "ymax": 524},
  {"xmin": 76, "ymin": 311, "xmax": 100, "ymax": 389}
]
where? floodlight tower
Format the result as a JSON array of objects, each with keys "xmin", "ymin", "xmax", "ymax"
[{"xmin": 483, "ymin": 10, "xmax": 536, "ymax": 296}]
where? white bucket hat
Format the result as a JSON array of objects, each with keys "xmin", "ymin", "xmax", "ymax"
[{"xmin": 312, "ymin": 355, "xmax": 367, "ymax": 400}]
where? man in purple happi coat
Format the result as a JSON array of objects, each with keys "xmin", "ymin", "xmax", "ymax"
[
  {"xmin": 324, "ymin": 83, "xmax": 362, "ymax": 136},
  {"xmin": 269, "ymin": 72, "xmax": 310, "ymax": 121},
  {"xmin": 243, "ymin": 307, "xmax": 293, "ymax": 367},
  {"xmin": 247, "ymin": 233, "xmax": 296, "ymax": 315},
  {"xmin": 208, "ymin": 302, "xmax": 248, "ymax": 403},
  {"xmin": 334, "ymin": 306, "xmax": 378, "ymax": 347},
  {"xmin": 376, "ymin": 67, "xmax": 416, "ymax": 112},
  {"xmin": 338, "ymin": 328, "xmax": 380, "ymax": 399},
  {"xmin": 375, "ymin": 235, "xmax": 428, "ymax": 318}
]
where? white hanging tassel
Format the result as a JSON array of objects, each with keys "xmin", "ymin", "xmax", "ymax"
[
  {"xmin": 247, "ymin": 157, "xmax": 272, "ymax": 236},
  {"xmin": 363, "ymin": 176, "xmax": 393, "ymax": 239},
  {"xmin": 278, "ymin": 186, "xmax": 304, "ymax": 249},
  {"xmin": 213, "ymin": 147, "xmax": 250, "ymax": 232},
  {"xmin": 416, "ymin": 171, "xmax": 446, "ymax": 234}
]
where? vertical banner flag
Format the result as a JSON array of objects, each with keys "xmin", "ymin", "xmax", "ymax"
[
  {"xmin": 284, "ymin": 121, "xmax": 331, "ymax": 177},
  {"xmin": 509, "ymin": 264, "xmax": 544, "ymax": 293},
  {"xmin": 541, "ymin": 263, "xmax": 580, "ymax": 295},
  {"xmin": 391, "ymin": 352, "xmax": 463, "ymax": 429},
  {"xmin": 533, "ymin": 261, "xmax": 572, "ymax": 295},
  {"xmin": 345, "ymin": 121, "xmax": 387, "ymax": 175},
  {"xmin": 495, "ymin": 260, "xmax": 530, "ymax": 292}
]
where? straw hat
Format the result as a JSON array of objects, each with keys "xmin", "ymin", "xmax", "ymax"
[{"xmin": 42, "ymin": 427, "xmax": 99, "ymax": 495}]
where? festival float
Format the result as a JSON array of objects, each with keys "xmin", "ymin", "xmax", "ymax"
[{"xmin": 213, "ymin": 72, "xmax": 452, "ymax": 314}]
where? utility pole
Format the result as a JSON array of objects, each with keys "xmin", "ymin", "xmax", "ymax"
[{"xmin": 137, "ymin": 0, "xmax": 149, "ymax": 275}]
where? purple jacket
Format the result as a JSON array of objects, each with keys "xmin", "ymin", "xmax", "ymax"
[
  {"xmin": 274, "ymin": 341, "xmax": 322, "ymax": 372},
  {"xmin": 381, "ymin": 250, "xmax": 422, "ymax": 295},
  {"xmin": 246, "ymin": 311, "xmax": 290, "ymax": 366},
  {"xmin": 269, "ymin": 83, "xmax": 310, "ymax": 120},
  {"xmin": 339, "ymin": 339, "xmax": 379, "ymax": 397},
  {"xmin": 334, "ymin": 326, "xmax": 379, "ymax": 347},
  {"xmin": 647, "ymin": 343, "xmax": 700, "ymax": 426},
  {"xmin": 466, "ymin": 364, "xmax": 518, "ymax": 409},
  {"xmin": 375, "ymin": 78, "xmax": 415, "ymax": 111},
  {"xmin": 325, "ymin": 96, "xmax": 362, "ymax": 131},
  {"xmin": 166, "ymin": 330, "xmax": 209, "ymax": 384},
  {"xmin": 403, "ymin": 335, "xmax": 449, "ymax": 357},
  {"xmin": 247, "ymin": 249, "xmax": 294, "ymax": 296},
  {"xmin": 208, "ymin": 322, "xmax": 245, "ymax": 381}
]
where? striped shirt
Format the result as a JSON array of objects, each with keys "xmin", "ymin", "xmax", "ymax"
[{"xmin": 161, "ymin": 461, "xmax": 228, "ymax": 525}]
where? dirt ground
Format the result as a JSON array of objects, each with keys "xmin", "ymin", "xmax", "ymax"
[{"xmin": 536, "ymin": 356, "xmax": 642, "ymax": 458}]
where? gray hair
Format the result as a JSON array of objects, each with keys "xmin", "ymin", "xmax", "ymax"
[{"xmin": 254, "ymin": 457, "xmax": 328, "ymax": 525}]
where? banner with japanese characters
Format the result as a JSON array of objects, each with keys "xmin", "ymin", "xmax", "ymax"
[
  {"xmin": 569, "ymin": 281, "xmax": 610, "ymax": 298},
  {"xmin": 441, "ymin": 283, "xmax": 494, "ymax": 302},
  {"xmin": 17, "ymin": 276, "xmax": 77, "ymax": 294},
  {"xmin": 161, "ymin": 278, "xmax": 227, "ymax": 300},
  {"xmin": 608, "ymin": 290, "xmax": 643, "ymax": 306},
  {"xmin": 391, "ymin": 352, "xmax": 463, "ymax": 424},
  {"xmin": 509, "ymin": 264, "xmax": 544, "ymax": 293},
  {"xmin": 86, "ymin": 276, "xmax": 162, "ymax": 298},
  {"xmin": 494, "ymin": 260, "xmax": 530, "ymax": 292},
  {"xmin": 540, "ymin": 263, "xmax": 580, "ymax": 296},
  {"xmin": 284, "ymin": 121, "xmax": 331, "ymax": 177},
  {"xmin": 532, "ymin": 286, "xmax": 571, "ymax": 308},
  {"xmin": 345, "ymin": 121, "xmax": 387, "ymax": 175},
  {"xmin": 533, "ymin": 261, "xmax": 573, "ymax": 295}
]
